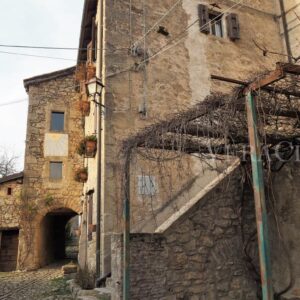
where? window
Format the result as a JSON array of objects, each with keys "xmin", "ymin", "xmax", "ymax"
[
  {"xmin": 88, "ymin": 194, "xmax": 93, "ymax": 241},
  {"xmin": 50, "ymin": 112, "xmax": 64, "ymax": 132},
  {"xmin": 209, "ymin": 13, "xmax": 223, "ymax": 37},
  {"xmin": 50, "ymin": 162, "xmax": 63, "ymax": 180},
  {"xmin": 198, "ymin": 4, "xmax": 240, "ymax": 40},
  {"xmin": 138, "ymin": 175, "xmax": 157, "ymax": 196},
  {"xmin": 7, "ymin": 187, "xmax": 12, "ymax": 195}
]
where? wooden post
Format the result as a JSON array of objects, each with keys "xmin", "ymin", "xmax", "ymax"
[{"xmin": 246, "ymin": 92, "xmax": 274, "ymax": 300}]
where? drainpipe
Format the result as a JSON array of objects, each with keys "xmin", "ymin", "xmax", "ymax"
[
  {"xmin": 279, "ymin": 0, "xmax": 293, "ymax": 63},
  {"xmin": 123, "ymin": 150, "xmax": 131, "ymax": 300},
  {"xmin": 96, "ymin": 0, "xmax": 105, "ymax": 279}
]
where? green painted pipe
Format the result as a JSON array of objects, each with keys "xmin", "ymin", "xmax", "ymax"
[{"xmin": 246, "ymin": 92, "xmax": 274, "ymax": 300}]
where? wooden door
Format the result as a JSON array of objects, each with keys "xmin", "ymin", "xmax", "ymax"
[{"xmin": 0, "ymin": 230, "xmax": 19, "ymax": 272}]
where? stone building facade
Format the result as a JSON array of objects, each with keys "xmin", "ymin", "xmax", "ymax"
[
  {"xmin": 4, "ymin": 0, "xmax": 297, "ymax": 297},
  {"xmin": 76, "ymin": 0, "xmax": 288, "ymax": 279},
  {"xmin": 0, "ymin": 173, "xmax": 23, "ymax": 271},
  {"xmin": 18, "ymin": 67, "xmax": 84, "ymax": 270}
]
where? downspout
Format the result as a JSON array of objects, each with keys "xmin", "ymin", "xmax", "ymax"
[
  {"xmin": 279, "ymin": 0, "xmax": 293, "ymax": 63},
  {"xmin": 123, "ymin": 150, "xmax": 131, "ymax": 300},
  {"xmin": 96, "ymin": 0, "xmax": 104, "ymax": 278}
]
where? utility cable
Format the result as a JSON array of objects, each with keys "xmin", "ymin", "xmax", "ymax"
[
  {"xmin": 133, "ymin": 0, "xmax": 182, "ymax": 46},
  {"xmin": 0, "ymin": 99, "xmax": 28, "ymax": 107},
  {"xmin": 0, "ymin": 44, "xmax": 128, "ymax": 52},
  {"xmin": 0, "ymin": 50, "xmax": 76, "ymax": 61}
]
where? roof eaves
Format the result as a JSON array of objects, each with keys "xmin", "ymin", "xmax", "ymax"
[
  {"xmin": 23, "ymin": 66, "xmax": 76, "ymax": 91},
  {"xmin": 0, "ymin": 172, "xmax": 24, "ymax": 184}
]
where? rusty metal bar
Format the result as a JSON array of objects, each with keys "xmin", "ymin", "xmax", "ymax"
[
  {"xmin": 211, "ymin": 74, "xmax": 300, "ymax": 98},
  {"xmin": 123, "ymin": 151, "xmax": 131, "ymax": 300},
  {"xmin": 247, "ymin": 66, "xmax": 285, "ymax": 92},
  {"xmin": 246, "ymin": 92, "xmax": 274, "ymax": 300}
]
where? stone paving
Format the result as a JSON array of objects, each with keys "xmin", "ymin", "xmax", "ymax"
[{"xmin": 0, "ymin": 262, "xmax": 73, "ymax": 300}]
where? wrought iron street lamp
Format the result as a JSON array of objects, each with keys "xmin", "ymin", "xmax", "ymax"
[{"xmin": 86, "ymin": 77, "xmax": 105, "ymax": 107}]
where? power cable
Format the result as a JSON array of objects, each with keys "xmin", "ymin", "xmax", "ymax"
[
  {"xmin": 133, "ymin": 0, "xmax": 182, "ymax": 46},
  {"xmin": 0, "ymin": 44, "xmax": 128, "ymax": 52},
  {"xmin": 0, "ymin": 99, "xmax": 28, "ymax": 107},
  {"xmin": 0, "ymin": 44, "xmax": 85, "ymax": 51},
  {"xmin": 0, "ymin": 50, "xmax": 76, "ymax": 61}
]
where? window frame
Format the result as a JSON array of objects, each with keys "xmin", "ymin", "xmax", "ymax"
[
  {"xmin": 50, "ymin": 111, "xmax": 65, "ymax": 133},
  {"xmin": 49, "ymin": 161, "xmax": 63, "ymax": 181},
  {"xmin": 208, "ymin": 12, "xmax": 224, "ymax": 38}
]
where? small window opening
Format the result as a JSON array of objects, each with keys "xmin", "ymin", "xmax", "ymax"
[
  {"xmin": 50, "ymin": 112, "xmax": 65, "ymax": 132},
  {"xmin": 209, "ymin": 13, "xmax": 223, "ymax": 37},
  {"xmin": 7, "ymin": 187, "xmax": 12, "ymax": 195},
  {"xmin": 50, "ymin": 162, "xmax": 63, "ymax": 180},
  {"xmin": 138, "ymin": 175, "xmax": 157, "ymax": 196}
]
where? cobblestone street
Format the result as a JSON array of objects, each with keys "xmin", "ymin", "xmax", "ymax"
[{"xmin": 0, "ymin": 262, "xmax": 73, "ymax": 300}]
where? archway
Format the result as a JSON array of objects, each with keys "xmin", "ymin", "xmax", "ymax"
[{"xmin": 39, "ymin": 208, "xmax": 79, "ymax": 266}]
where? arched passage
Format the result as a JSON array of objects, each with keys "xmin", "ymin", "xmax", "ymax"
[{"xmin": 39, "ymin": 208, "xmax": 79, "ymax": 266}]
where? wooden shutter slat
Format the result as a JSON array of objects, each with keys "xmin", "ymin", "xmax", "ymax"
[
  {"xmin": 198, "ymin": 4, "xmax": 210, "ymax": 34},
  {"xmin": 227, "ymin": 13, "xmax": 240, "ymax": 40}
]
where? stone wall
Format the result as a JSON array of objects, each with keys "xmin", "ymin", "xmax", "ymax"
[
  {"xmin": 110, "ymin": 167, "xmax": 259, "ymax": 300},
  {"xmin": 0, "ymin": 180, "xmax": 22, "ymax": 229},
  {"xmin": 281, "ymin": 0, "xmax": 300, "ymax": 58},
  {"xmin": 21, "ymin": 69, "xmax": 84, "ymax": 269}
]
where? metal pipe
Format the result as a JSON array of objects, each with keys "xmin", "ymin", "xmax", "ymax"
[
  {"xmin": 279, "ymin": 0, "xmax": 293, "ymax": 63},
  {"xmin": 211, "ymin": 74, "xmax": 300, "ymax": 97},
  {"xmin": 96, "ymin": 0, "xmax": 104, "ymax": 278},
  {"xmin": 245, "ymin": 92, "xmax": 274, "ymax": 300},
  {"xmin": 123, "ymin": 151, "xmax": 131, "ymax": 300}
]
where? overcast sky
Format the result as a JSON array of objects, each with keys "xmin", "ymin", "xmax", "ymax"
[{"xmin": 0, "ymin": 0, "xmax": 83, "ymax": 170}]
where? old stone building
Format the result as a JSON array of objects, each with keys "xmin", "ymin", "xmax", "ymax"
[
  {"xmin": 1, "ymin": 0, "xmax": 297, "ymax": 298},
  {"xmin": 16, "ymin": 67, "xmax": 84, "ymax": 270},
  {"xmin": 0, "ymin": 172, "xmax": 23, "ymax": 271},
  {"xmin": 75, "ymin": 0, "xmax": 289, "ymax": 279},
  {"xmin": 72, "ymin": 0, "xmax": 300, "ymax": 298}
]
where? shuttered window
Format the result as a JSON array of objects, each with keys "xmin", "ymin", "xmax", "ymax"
[
  {"xmin": 226, "ymin": 13, "xmax": 240, "ymax": 40},
  {"xmin": 198, "ymin": 5, "xmax": 240, "ymax": 40},
  {"xmin": 198, "ymin": 4, "xmax": 210, "ymax": 34},
  {"xmin": 88, "ymin": 194, "xmax": 93, "ymax": 241},
  {"xmin": 92, "ymin": 17, "xmax": 97, "ymax": 62}
]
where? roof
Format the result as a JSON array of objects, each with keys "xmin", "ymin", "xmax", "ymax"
[
  {"xmin": 23, "ymin": 66, "xmax": 76, "ymax": 91},
  {"xmin": 0, "ymin": 172, "xmax": 24, "ymax": 184},
  {"xmin": 77, "ymin": 0, "xmax": 97, "ymax": 63}
]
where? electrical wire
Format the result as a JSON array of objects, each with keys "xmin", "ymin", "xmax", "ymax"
[
  {"xmin": 133, "ymin": 0, "xmax": 182, "ymax": 46},
  {"xmin": 0, "ymin": 99, "xmax": 28, "ymax": 107},
  {"xmin": 0, "ymin": 50, "xmax": 76, "ymax": 61},
  {"xmin": 0, "ymin": 44, "xmax": 128, "ymax": 52},
  {"xmin": 0, "ymin": 44, "xmax": 86, "ymax": 50}
]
